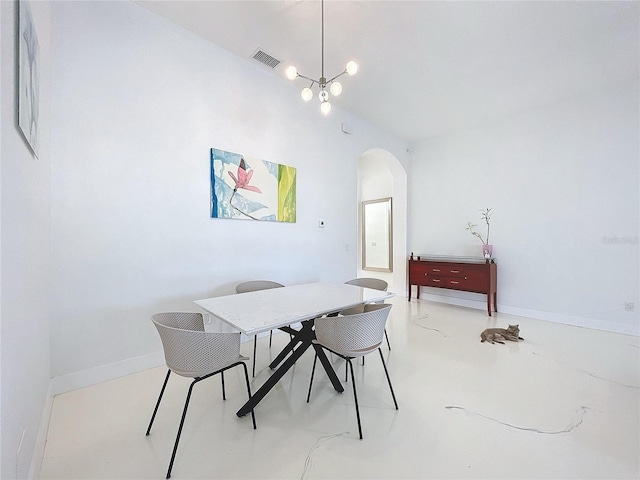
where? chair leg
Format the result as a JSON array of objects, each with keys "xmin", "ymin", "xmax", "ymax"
[
  {"xmin": 221, "ymin": 371, "xmax": 226, "ymax": 400},
  {"xmin": 269, "ymin": 329, "xmax": 273, "ymax": 347},
  {"xmin": 306, "ymin": 353, "xmax": 319, "ymax": 403},
  {"xmin": 166, "ymin": 378, "xmax": 200, "ymax": 479},
  {"xmin": 347, "ymin": 358, "xmax": 363, "ymax": 440},
  {"xmin": 240, "ymin": 362, "xmax": 257, "ymax": 430},
  {"xmin": 146, "ymin": 369, "xmax": 171, "ymax": 436},
  {"xmin": 384, "ymin": 328, "xmax": 391, "ymax": 350},
  {"xmin": 252, "ymin": 335, "xmax": 258, "ymax": 377},
  {"xmin": 378, "ymin": 348, "xmax": 398, "ymax": 409}
]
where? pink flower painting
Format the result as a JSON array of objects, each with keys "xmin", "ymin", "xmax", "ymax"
[{"xmin": 210, "ymin": 148, "xmax": 296, "ymax": 222}]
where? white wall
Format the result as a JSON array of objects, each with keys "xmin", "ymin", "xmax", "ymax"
[
  {"xmin": 49, "ymin": 1, "xmax": 409, "ymax": 387},
  {"xmin": 409, "ymin": 79, "xmax": 639, "ymax": 335},
  {"xmin": 1, "ymin": 1, "xmax": 52, "ymax": 478}
]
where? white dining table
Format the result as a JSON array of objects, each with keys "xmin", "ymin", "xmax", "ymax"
[{"xmin": 194, "ymin": 282, "xmax": 394, "ymax": 417}]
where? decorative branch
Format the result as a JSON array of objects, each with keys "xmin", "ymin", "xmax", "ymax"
[{"xmin": 466, "ymin": 208, "xmax": 492, "ymax": 245}]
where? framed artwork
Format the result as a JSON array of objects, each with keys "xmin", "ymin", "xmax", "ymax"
[
  {"xmin": 210, "ymin": 148, "xmax": 296, "ymax": 222},
  {"xmin": 18, "ymin": 0, "xmax": 40, "ymax": 157}
]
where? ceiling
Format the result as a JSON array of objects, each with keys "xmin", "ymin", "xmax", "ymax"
[{"xmin": 136, "ymin": 1, "xmax": 639, "ymax": 143}]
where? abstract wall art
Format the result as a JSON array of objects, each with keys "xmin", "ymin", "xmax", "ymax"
[
  {"xmin": 18, "ymin": 0, "xmax": 40, "ymax": 157},
  {"xmin": 210, "ymin": 148, "xmax": 296, "ymax": 222}
]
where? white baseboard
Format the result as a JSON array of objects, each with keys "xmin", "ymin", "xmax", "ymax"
[
  {"xmin": 414, "ymin": 290, "xmax": 639, "ymax": 337},
  {"xmin": 50, "ymin": 351, "xmax": 166, "ymax": 396},
  {"xmin": 47, "ymin": 331, "xmax": 283, "ymax": 397},
  {"xmin": 498, "ymin": 304, "xmax": 639, "ymax": 336},
  {"xmin": 29, "ymin": 384, "xmax": 54, "ymax": 479}
]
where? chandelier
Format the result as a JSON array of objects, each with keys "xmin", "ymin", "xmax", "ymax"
[{"xmin": 285, "ymin": 0, "xmax": 358, "ymax": 115}]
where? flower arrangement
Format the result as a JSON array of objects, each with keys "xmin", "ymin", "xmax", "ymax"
[{"xmin": 466, "ymin": 208, "xmax": 492, "ymax": 245}]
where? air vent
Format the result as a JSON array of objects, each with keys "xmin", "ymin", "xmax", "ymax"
[{"xmin": 251, "ymin": 49, "xmax": 282, "ymax": 69}]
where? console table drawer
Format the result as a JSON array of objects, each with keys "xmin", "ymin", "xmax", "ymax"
[
  {"xmin": 427, "ymin": 265, "xmax": 464, "ymax": 277},
  {"xmin": 427, "ymin": 276, "xmax": 446, "ymax": 286},
  {"xmin": 446, "ymin": 277, "xmax": 465, "ymax": 288}
]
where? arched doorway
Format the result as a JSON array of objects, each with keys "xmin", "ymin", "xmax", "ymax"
[{"xmin": 357, "ymin": 148, "xmax": 407, "ymax": 294}]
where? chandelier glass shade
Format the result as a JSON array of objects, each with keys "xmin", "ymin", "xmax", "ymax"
[{"xmin": 285, "ymin": 0, "xmax": 357, "ymax": 115}]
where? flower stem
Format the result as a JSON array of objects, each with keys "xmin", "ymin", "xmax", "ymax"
[{"xmin": 230, "ymin": 189, "xmax": 260, "ymax": 220}]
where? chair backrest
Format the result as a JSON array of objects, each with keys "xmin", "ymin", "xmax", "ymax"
[
  {"xmin": 345, "ymin": 278, "xmax": 388, "ymax": 292},
  {"xmin": 152, "ymin": 311, "xmax": 205, "ymax": 331},
  {"xmin": 235, "ymin": 280, "xmax": 284, "ymax": 294},
  {"xmin": 151, "ymin": 312, "xmax": 242, "ymax": 378},
  {"xmin": 314, "ymin": 304, "xmax": 392, "ymax": 357}
]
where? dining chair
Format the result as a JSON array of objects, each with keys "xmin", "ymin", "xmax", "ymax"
[
  {"xmin": 235, "ymin": 280, "xmax": 285, "ymax": 376},
  {"xmin": 146, "ymin": 312, "xmax": 256, "ymax": 479},
  {"xmin": 306, "ymin": 303, "xmax": 398, "ymax": 440},
  {"xmin": 345, "ymin": 277, "xmax": 391, "ymax": 349}
]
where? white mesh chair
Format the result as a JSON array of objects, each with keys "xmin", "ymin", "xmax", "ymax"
[
  {"xmin": 345, "ymin": 278, "xmax": 391, "ymax": 350},
  {"xmin": 235, "ymin": 280, "xmax": 285, "ymax": 376},
  {"xmin": 306, "ymin": 303, "xmax": 398, "ymax": 439},
  {"xmin": 146, "ymin": 312, "xmax": 256, "ymax": 479}
]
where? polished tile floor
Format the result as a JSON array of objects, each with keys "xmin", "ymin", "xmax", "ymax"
[{"xmin": 40, "ymin": 297, "xmax": 639, "ymax": 479}]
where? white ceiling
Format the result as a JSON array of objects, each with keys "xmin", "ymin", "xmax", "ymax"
[{"xmin": 136, "ymin": 0, "xmax": 639, "ymax": 143}]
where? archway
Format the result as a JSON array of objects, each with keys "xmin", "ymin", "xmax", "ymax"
[{"xmin": 357, "ymin": 148, "xmax": 407, "ymax": 294}]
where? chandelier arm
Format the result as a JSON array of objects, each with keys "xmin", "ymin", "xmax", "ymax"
[
  {"xmin": 327, "ymin": 70, "xmax": 348, "ymax": 84},
  {"xmin": 296, "ymin": 73, "xmax": 318, "ymax": 85}
]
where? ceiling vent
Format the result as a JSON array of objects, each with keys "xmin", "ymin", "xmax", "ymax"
[{"xmin": 251, "ymin": 49, "xmax": 282, "ymax": 69}]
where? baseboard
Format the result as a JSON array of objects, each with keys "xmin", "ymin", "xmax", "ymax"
[
  {"xmin": 414, "ymin": 290, "xmax": 639, "ymax": 337},
  {"xmin": 50, "ymin": 351, "xmax": 166, "ymax": 396},
  {"xmin": 498, "ymin": 304, "xmax": 639, "ymax": 336},
  {"xmin": 29, "ymin": 384, "xmax": 54, "ymax": 479},
  {"xmin": 48, "ymin": 331, "xmax": 286, "ymax": 397}
]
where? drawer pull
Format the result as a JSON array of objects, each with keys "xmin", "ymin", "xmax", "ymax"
[
  {"xmin": 432, "ymin": 268, "xmax": 441, "ymax": 272},
  {"xmin": 432, "ymin": 279, "xmax": 441, "ymax": 283},
  {"xmin": 450, "ymin": 270, "xmax": 460, "ymax": 273},
  {"xmin": 450, "ymin": 281, "xmax": 459, "ymax": 284}
]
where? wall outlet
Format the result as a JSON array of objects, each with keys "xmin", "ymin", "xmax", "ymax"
[{"xmin": 625, "ymin": 302, "xmax": 635, "ymax": 312}]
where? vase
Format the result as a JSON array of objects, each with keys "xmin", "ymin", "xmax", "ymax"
[{"xmin": 482, "ymin": 244, "xmax": 493, "ymax": 258}]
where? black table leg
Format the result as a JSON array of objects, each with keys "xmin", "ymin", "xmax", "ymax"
[
  {"xmin": 237, "ymin": 336, "xmax": 312, "ymax": 417},
  {"xmin": 269, "ymin": 325, "xmax": 307, "ymax": 369},
  {"xmin": 312, "ymin": 343, "xmax": 344, "ymax": 393},
  {"xmin": 236, "ymin": 319, "xmax": 344, "ymax": 417}
]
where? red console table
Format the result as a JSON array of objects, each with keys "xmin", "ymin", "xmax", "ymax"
[{"xmin": 408, "ymin": 255, "xmax": 497, "ymax": 316}]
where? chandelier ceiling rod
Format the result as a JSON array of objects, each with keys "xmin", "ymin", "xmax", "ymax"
[{"xmin": 321, "ymin": 0, "xmax": 325, "ymax": 82}]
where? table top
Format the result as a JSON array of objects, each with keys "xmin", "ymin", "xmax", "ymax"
[
  {"xmin": 411, "ymin": 255, "xmax": 495, "ymax": 264},
  {"xmin": 195, "ymin": 282, "xmax": 394, "ymax": 335}
]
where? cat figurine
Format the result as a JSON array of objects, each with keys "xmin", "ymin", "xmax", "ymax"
[{"xmin": 480, "ymin": 324, "xmax": 524, "ymax": 344}]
